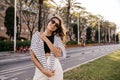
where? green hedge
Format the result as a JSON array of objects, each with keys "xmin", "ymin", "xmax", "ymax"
[
  {"xmin": 86, "ymin": 40, "xmax": 97, "ymax": 44},
  {"xmin": 16, "ymin": 40, "xmax": 30, "ymax": 50},
  {"xmin": 0, "ymin": 40, "xmax": 31, "ymax": 52},
  {"xmin": 66, "ymin": 40, "xmax": 77, "ymax": 45},
  {"xmin": 0, "ymin": 41, "xmax": 13, "ymax": 51}
]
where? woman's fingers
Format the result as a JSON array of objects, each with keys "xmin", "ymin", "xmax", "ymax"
[
  {"xmin": 51, "ymin": 70, "xmax": 55, "ymax": 73},
  {"xmin": 43, "ymin": 69, "xmax": 55, "ymax": 77}
]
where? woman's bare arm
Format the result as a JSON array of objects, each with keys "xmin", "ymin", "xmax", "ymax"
[
  {"xmin": 40, "ymin": 34, "xmax": 62, "ymax": 57},
  {"xmin": 30, "ymin": 50, "xmax": 55, "ymax": 77}
]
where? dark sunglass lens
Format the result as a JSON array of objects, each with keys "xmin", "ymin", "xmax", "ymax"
[
  {"xmin": 55, "ymin": 23, "xmax": 59, "ymax": 27},
  {"xmin": 51, "ymin": 20, "xmax": 55, "ymax": 24},
  {"xmin": 51, "ymin": 20, "xmax": 59, "ymax": 28}
]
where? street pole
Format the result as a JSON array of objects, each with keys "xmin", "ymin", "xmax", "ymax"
[
  {"xmin": 14, "ymin": 0, "xmax": 17, "ymax": 53},
  {"xmin": 77, "ymin": 16, "xmax": 80, "ymax": 44},
  {"xmin": 108, "ymin": 27, "xmax": 110, "ymax": 43},
  {"xmin": 115, "ymin": 28, "xmax": 116, "ymax": 44},
  {"xmin": 98, "ymin": 21, "xmax": 100, "ymax": 44}
]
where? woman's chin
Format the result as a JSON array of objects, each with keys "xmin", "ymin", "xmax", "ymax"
[
  {"xmin": 49, "ymin": 28, "xmax": 56, "ymax": 32},
  {"xmin": 47, "ymin": 29, "xmax": 54, "ymax": 32}
]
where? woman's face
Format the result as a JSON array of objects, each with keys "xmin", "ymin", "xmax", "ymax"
[{"xmin": 47, "ymin": 18, "xmax": 60, "ymax": 32}]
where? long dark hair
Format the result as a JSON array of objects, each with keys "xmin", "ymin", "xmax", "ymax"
[{"xmin": 47, "ymin": 16, "xmax": 66, "ymax": 42}]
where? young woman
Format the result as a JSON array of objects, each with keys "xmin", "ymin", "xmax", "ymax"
[{"xmin": 30, "ymin": 16, "xmax": 66, "ymax": 80}]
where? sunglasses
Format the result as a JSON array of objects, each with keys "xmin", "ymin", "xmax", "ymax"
[{"xmin": 51, "ymin": 19, "xmax": 59, "ymax": 28}]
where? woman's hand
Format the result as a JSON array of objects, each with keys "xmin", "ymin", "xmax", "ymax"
[
  {"xmin": 40, "ymin": 33, "xmax": 62, "ymax": 57},
  {"xmin": 42, "ymin": 69, "xmax": 55, "ymax": 77},
  {"xmin": 40, "ymin": 33, "xmax": 47, "ymax": 41}
]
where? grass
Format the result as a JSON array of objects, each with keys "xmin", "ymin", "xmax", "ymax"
[{"xmin": 64, "ymin": 49, "xmax": 120, "ymax": 80}]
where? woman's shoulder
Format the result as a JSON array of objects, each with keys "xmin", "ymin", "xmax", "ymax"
[
  {"xmin": 32, "ymin": 31, "xmax": 40, "ymax": 38},
  {"xmin": 33, "ymin": 31, "xmax": 42, "ymax": 36},
  {"xmin": 32, "ymin": 31, "xmax": 43, "ymax": 41}
]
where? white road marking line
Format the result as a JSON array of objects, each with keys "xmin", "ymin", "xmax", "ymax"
[
  {"xmin": 78, "ymin": 57, "xmax": 85, "ymax": 60},
  {"xmin": 0, "ymin": 75, "xmax": 7, "ymax": 80},
  {"xmin": 0, "ymin": 71, "xmax": 24, "ymax": 80},
  {"xmin": 0, "ymin": 64, "xmax": 34, "ymax": 75},
  {"xmin": 25, "ymin": 77, "xmax": 31, "ymax": 80},
  {"xmin": 10, "ymin": 77, "xmax": 18, "ymax": 80}
]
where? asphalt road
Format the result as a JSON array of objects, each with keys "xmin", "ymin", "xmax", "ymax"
[{"xmin": 0, "ymin": 44, "xmax": 120, "ymax": 80}]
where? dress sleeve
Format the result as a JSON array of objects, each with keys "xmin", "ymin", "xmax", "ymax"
[
  {"xmin": 56, "ymin": 37, "xmax": 66, "ymax": 58},
  {"xmin": 30, "ymin": 32, "xmax": 48, "ymax": 70},
  {"xmin": 30, "ymin": 32, "xmax": 39, "ymax": 51}
]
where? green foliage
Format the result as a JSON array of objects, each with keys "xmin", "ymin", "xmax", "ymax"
[
  {"xmin": 0, "ymin": 41, "xmax": 13, "ymax": 52},
  {"xmin": 66, "ymin": 40, "xmax": 77, "ymax": 45},
  {"xmin": 72, "ymin": 23, "xmax": 78, "ymax": 41},
  {"xmin": 116, "ymin": 34, "xmax": 119, "ymax": 43},
  {"xmin": 86, "ymin": 27, "xmax": 92, "ymax": 41},
  {"xmin": 0, "ymin": 40, "xmax": 30, "ymax": 52},
  {"xmin": 86, "ymin": 40, "xmax": 97, "ymax": 44},
  {"xmin": 4, "ymin": 6, "xmax": 14, "ymax": 39},
  {"xmin": 16, "ymin": 40, "xmax": 30, "ymax": 50},
  {"xmin": 95, "ymin": 30, "xmax": 98, "ymax": 41}
]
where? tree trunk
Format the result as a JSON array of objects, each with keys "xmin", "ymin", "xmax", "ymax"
[{"xmin": 38, "ymin": 0, "xmax": 43, "ymax": 31}]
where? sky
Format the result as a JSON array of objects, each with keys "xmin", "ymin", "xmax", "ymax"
[
  {"xmin": 54, "ymin": 0, "xmax": 120, "ymax": 32},
  {"xmin": 77, "ymin": 0, "xmax": 120, "ymax": 32}
]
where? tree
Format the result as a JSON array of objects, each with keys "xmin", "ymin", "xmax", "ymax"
[
  {"xmin": 87, "ymin": 14, "xmax": 101, "ymax": 43},
  {"xmin": 17, "ymin": 0, "xmax": 39, "ymax": 40},
  {"xmin": 4, "ymin": 6, "xmax": 14, "ymax": 40},
  {"xmin": 95, "ymin": 30, "xmax": 98, "ymax": 41},
  {"xmin": 86, "ymin": 27, "xmax": 92, "ymax": 41},
  {"xmin": 16, "ymin": 16, "xmax": 19, "ymax": 39},
  {"xmin": 0, "ymin": 0, "xmax": 14, "ymax": 25},
  {"xmin": 72, "ymin": 23, "xmax": 78, "ymax": 41},
  {"xmin": 116, "ymin": 34, "xmax": 119, "ymax": 43},
  {"xmin": 38, "ymin": 0, "xmax": 43, "ymax": 31},
  {"xmin": 62, "ymin": 0, "xmax": 84, "ymax": 30}
]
